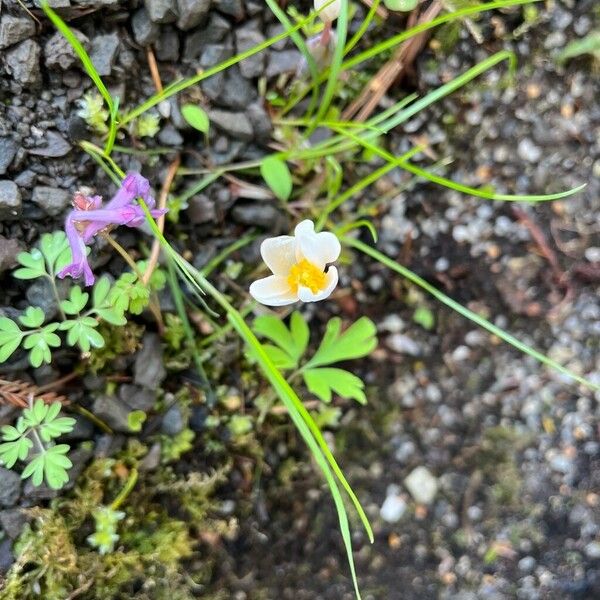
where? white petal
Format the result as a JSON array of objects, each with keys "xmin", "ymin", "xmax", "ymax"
[
  {"xmin": 295, "ymin": 220, "xmax": 341, "ymax": 269},
  {"xmin": 249, "ymin": 275, "xmax": 298, "ymax": 306},
  {"xmin": 297, "ymin": 267, "xmax": 338, "ymax": 303},
  {"xmin": 314, "ymin": 0, "xmax": 341, "ymax": 22},
  {"xmin": 260, "ymin": 235, "xmax": 297, "ymax": 276}
]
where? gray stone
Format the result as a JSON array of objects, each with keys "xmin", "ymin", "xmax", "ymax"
[
  {"xmin": 208, "ymin": 109, "xmax": 253, "ymax": 141},
  {"xmin": 0, "ymin": 138, "xmax": 18, "ymax": 175},
  {"xmin": 0, "ymin": 15, "xmax": 35, "ymax": 50},
  {"xmin": 28, "ymin": 131, "xmax": 71, "ymax": 158},
  {"xmin": 0, "ymin": 538, "xmax": 14, "ymax": 572},
  {"xmin": 119, "ymin": 384, "xmax": 156, "ymax": 411},
  {"xmin": 0, "ymin": 180, "xmax": 21, "ymax": 220},
  {"xmin": 155, "ymin": 26, "xmax": 180, "ymax": 62},
  {"xmin": 158, "ymin": 124, "xmax": 183, "ymax": 146},
  {"xmin": 585, "ymin": 542, "xmax": 600, "ymax": 559},
  {"xmin": 246, "ymin": 103, "xmax": 272, "ymax": 142},
  {"xmin": 213, "ymin": 0, "xmax": 244, "ymax": 20},
  {"xmin": 0, "ymin": 468, "xmax": 21, "ymax": 508},
  {"xmin": 5, "ymin": 40, "xmax": 41, "ymax": 86},
  {"xmin": 232, "ymin": 203, "xmax": 279, "ymax": 227},
  {"xmin": 380, "ymin": 485, "xmax": 407, "ymax": 523},
  {"xmin": 89, "ymin": 33, "xmax": 120, "ymax": 76},
  {"xmin": 0, "ymin": 235, "xmax": 20, "ymax": 274},
  {"xmin": 0, "ymin": 509, "xmax": 28, "ymax": 540},
  {"xmin": 31, "ymin": 186, "xmax": 71, "ymax": 216},
  {"xmin": 44, "ymin": 29, "xmax": 88, "ymax": 70},
  {"xmin": 26, "ymin": 278, "xmax": 60, "ymax": 321},
  {"xmin": 404, "ymin": 466, "xmax": 438, "ymax": 504},
  {"xmin": 188, "ymin": 194, "xmax": 216, "ymax": 224},
  {"xmin": 92, "ymin": 395, "xmax": 131, "ymax": 433},
  {"xmin": 235, "ymin": 28, "xmax": 265, "ymax": 78},
  {"xmin": 176, "ymin": 0, "xmax": 211, "ymax": 31},
  {"xmin": 144, "ymin": 0, "xmax": 177, "ymax": 23},
  {"xmin": 517, "ymin": 138, "xmax": 542, "ymax": 163},
  {"xmin": 267, "ymin": 50, "xmax": 301, "ymax": 78},
  {"xmin": 200, "ymin": 43, "xmax": 234, "ymax": 68},
  {"xmin": 161, "ymin": 403, "xmax": 185, "ymax": 435},
  {"xmin": 34, "ymin": 0, "xmax": 70, "ymax": 6},
  {"xmin": 219, "ymin": 67, "xmax": 257, "ymax": 109},
  {"xmin": 132, "ymin": 9, "xmax": 160, "ymax": 46},
  {"xmin": 134, "ymin": 333, "xmax": 166, "ymax": 389},
  {"xmin": 386, "ymin": 333, "xmax": 422, "ymax": 356}
]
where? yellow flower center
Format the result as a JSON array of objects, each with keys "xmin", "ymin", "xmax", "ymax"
[{"xmin": 287, "ymin": 259, "xmax": 326, "ymax": 294}]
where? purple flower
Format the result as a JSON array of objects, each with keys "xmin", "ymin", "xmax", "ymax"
[{"xmin": 58, "ymin": 173, "xmax": 166, "ymax": 287}]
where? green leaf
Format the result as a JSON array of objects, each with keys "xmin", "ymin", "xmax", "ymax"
[
  {"xmin": 228, "ymin": 414, "xmax": 253, "ymax": 437},
  {"xmin": 304, "ymin": 368, "xmax": 367, "ymax": 405},
  {"xmin": 96, "ymin": 308, "xmax": 127, "ymax": 326},
  {"xmin": 306, "ymin": 317, "xmax": 378, "ymax": 368},
  {"xmin": 61, "ymin": 286, "xmax": 89, "ymax": 315},
  {"xmin": 262, "ymin": 344, "xmax": 297, "ymax": 370},
  {"xmin": 60, "ymin": 319, "xmax": 104, "ymax": 352},
  {"xmin": 39, "ymin": 416, "xmax": 76, "ymax": 443},
  {"xmin": 0, "ymin": 438, "xmax": 32, "ymax": 468},
  {"xmin": 93, "ymin": 276, "xmax": 112, "ymax": 307},
  {"xmin": 0, "ymin": 335, "xmax": 23, "ymax": 363},
  {"xmin": 14, "ymin": 248, "xmax": 46, "ymax": 280},
  {"xmin": 384, "ymin": 0, "xmax": 419, "ymax": 11},
  {"xmin": 1, "ymin": 425, "xmax": 22, "ymax": 442},
  {"xmin": 0, "ymin": 318, "xmax": 20, "ymax": 333},
  {"xmin": 260, "ymin": 156, "xmax": 293, "ymax": 202},
  {"xmin": 289, "ymin": 311, "xmax": 310, "ymax": 359},
  {"xmin": 21, "ymin": 453, "xmax": 45, "ymax": 486},
  {"xmin": 127, "ymin": 410, "xmax": 146, "ymax": 433},
  {"xmin": 556, "ymin": 31, "xmax": 600, "ymax": 64},
  {"xmin": 40, "ymin": 231, "xmax": 70, "ymax": 274},
  {"xmin": 19, "ymin": 306, "xmax": 45, "ymax": 328},
  {"xmin": 21, "ymin": 444, "xmax": 72, "ymax": 490},
  {"xmin": 181, "ymin": 104, "xmax": 210, "ymax": 134},
  {"xmin": 413, "ymin": 306, "xmax": 435, "ymax": 331}
]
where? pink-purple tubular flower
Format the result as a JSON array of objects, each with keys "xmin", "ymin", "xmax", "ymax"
[{"xmin": 58, "ymin": 173, "xmax": 166, "ymax": 287}]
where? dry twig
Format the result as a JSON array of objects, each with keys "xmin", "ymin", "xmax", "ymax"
[{"xmin": 0, "ymin": 379, "xmax": 69, "ymax": 408}]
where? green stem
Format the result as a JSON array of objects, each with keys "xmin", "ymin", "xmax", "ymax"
[{"xmin": 110, "ymin": 467, "xmax": 139, "ymax": 511}]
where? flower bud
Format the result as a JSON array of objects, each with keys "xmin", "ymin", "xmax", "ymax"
[{"xmin": 314, "ymin": 0, "xmax": 341, "ymax": 23}]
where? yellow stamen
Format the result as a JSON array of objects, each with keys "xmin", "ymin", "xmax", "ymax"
[{"xmin": 287, "ymin": 259, "xmax": 326, "ymax": 294}]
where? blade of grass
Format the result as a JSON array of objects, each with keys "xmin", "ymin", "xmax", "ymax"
[
  {"xmin": 121, "ymin": 10, "xmax": 318, "ymax": 126},
  {"xmin": 284, "ymin": 0, "xmax": 537, "ymax": 115},
  {"xmin": 104, "ymin": 96, "xmax": 120, "ymax": 157},
  {"xmin": 41, "ymin": 2, "xmax": 117, "ymax": 137},
  {"xmin": 307, "ymin": 0, "xmax": 349, "ymax": 135},
  {"xmin": 344, "ymin": 0, "xmax": 381, "ymax": 55},
  {"xmin": 345, "ymin": 236, "xmax": 599, "ymax": 392},
  {"xmin": 331, "ymin": 126, "xmax": 586, "ymax": 202},
  {"xmin": 265, "ymin": 0, "xmax": 320, "ymax": 119}
]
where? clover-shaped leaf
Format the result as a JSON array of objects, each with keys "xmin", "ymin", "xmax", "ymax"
[
  {"xmin": 93, "ymin": 276, "xmax": 111, "ymax": 308},
  {"xmin": 253, "ymin": 311, "xmax": 310, "ymax": 368},
  {"xmin": 19, "ymin": 306, "xmax": 45, "ymax": 329},
  {"xmin": 22, "ymin": 329, "xmax": 61, "ymax": 367},
  {"xmin": 0, "ymin": 436, "xmax": 33, "ymax": 469},
  {"xmin": 13, "ymin": 248, "xmax": 46, "ymax": 280},
  {"xmin": 61, "ymin": 286, "xmax": 89, "ymax": 315},
  {"xmin": 21, "ymin": 444, "xmax": 72, "ymax": 489},
  {"xmin": 40, "ymin": 231, "xmax": 70, "ymax": 274},
  {"xmin": 60, "ymin": 317, "xmax": 104, "ymax": 352},
  {"xmin": 0, "ymin": 318, "xmax": 23, "ymax": 362}
]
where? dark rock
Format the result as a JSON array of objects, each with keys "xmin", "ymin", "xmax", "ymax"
[
  {"xmin": 134, "ymin": 333, "xmax": 166, "ymax": 389},
  {"xmin": 94, "ymin": 433, "xmax": 126, "ymax": 458},
  {"xmin": 247, "ymin": 102, "xmax": 272, "ymax": 142},
  {"xmin": 0, "ymin": 180, "xmax": 21, "ymax": 220},
  {"xmin": 158, "ymin": 124, "xmax": 184, "ymax": 146},
  {"xmin": 63, "ymin": 447, "xmax": 93, "ymax": 490},
  {"xmin": 0, "ymin": 509, "xmax": 29, "ymax": 540},
  {"xmin": 22, "ymin": 480, "xmax": 58, "ymax": 502},
  {"xmin": 28, "ymin": 131, "xmax": 71, "ymax": 158},
  {"xmin": 188, "ymin": 194, "xmax": 216, "ymax": 224},
  {"xmin": 138, "ymin": 442, "xmax": 161, "ymax": 471},
  {"xmin": 0, "ymin": 15, "xmax": 35, "ymax": 50},
  {"xmin": 267, "ymin": 50, "xmax": 301, "ymax": 78},
  {"xmin": 189, "ymin": 405, "xmax": 208, "ymax": 431},
  {"xmin": 176, "ymin": 0, "xmax": 211, "ymax": 31},
  {"xmin": 235, "ymin": 27, "xmax": 265, "ymax": 78},
  {"xmin": 161, "ymin": 403, "xmax": 185, "ymax": 435},
  {"xmin": 5, "ymin": 40, "xmax": 41, "ymax": 86},
  {"xmin": 144, "ymin": 0, "xmax": 177, "ymax": 23},
  {"xmin": 0, "ymin": 137, "xmax": 18, "ymax": 175},
  {"xmin": 155, "ymin": 26, "xmax": 180, "ymax": 62},
  {"xmin": 219, "ymin": 66, "xmax": 257, "ymax": 109},
  {"xmin": 0, "ymin": 468, "xmax": 21, "ymax": 507},
  {"xmin": 25, "ymin": 278, "xmax": 60, "ymax": 321},
  {"xmin": 208, "ymin": 109, "xmax": 254, "ymax": 141},
  {"xmin": 0, "ymin": 235, "xmax": 21, "ymax": 274},
  {"xmin": 119, "ymin": 384, "xmax": 156, "ymax": 411},
  {"xmin": 232, "ymin": 203, "xmax": 280, "ymax": 227},
  {"xmin": 0, "ymin": 538, "xmax": 13, "ymax": 573},
  {"xmin": 92, "ymin": 395, "xmax": 131, "ymax": 433},
  {"xmin": 44, "ymin": 29, "xmax": 88, "ymax": 70},
  {"xmin": 89, "ymin": 33, "xmax": 120, "ymax": 77},
  {"xmin": 61, "ymin": 415, "xmax": 95, "ymax": 442},
  {"xmin": 132, "ymin": 8, "xmax": 160, "ymax": 46},
  {"xmin": 200, "ymin": 43, "xmax": 234, "ymax": 68},
  {"xmin": 31, "ymin": 186, "xmax": 71, "ymax": 216},
  {"xmin": 213, "ymin": 0, "xmax": 244, "ymax": 20}
]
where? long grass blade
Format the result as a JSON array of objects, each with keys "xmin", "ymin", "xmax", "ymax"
[{"xmin": 346, "ymin": 237, "xmax": 599, "ymax": 392}]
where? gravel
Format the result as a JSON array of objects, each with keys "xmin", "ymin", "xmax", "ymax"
[
  {"xmin": 31, "ymin": 186, "xmax": 71, "ymax": 216},
  {"xmin": 0, "ymin": 15, "xmax": 36, "ymax": 50},
  {"xmin": 0, "ymin": 180, "xmax": 21, "ymax": 220}
]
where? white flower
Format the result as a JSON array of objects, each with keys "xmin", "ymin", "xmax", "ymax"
[
  {"xmin": 314, "ymin": 0, "xmax": 341, "ymax": 23},
  {"xmin": 249, "ymin": 220, "xmax": 341, "ymax": 306}
]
